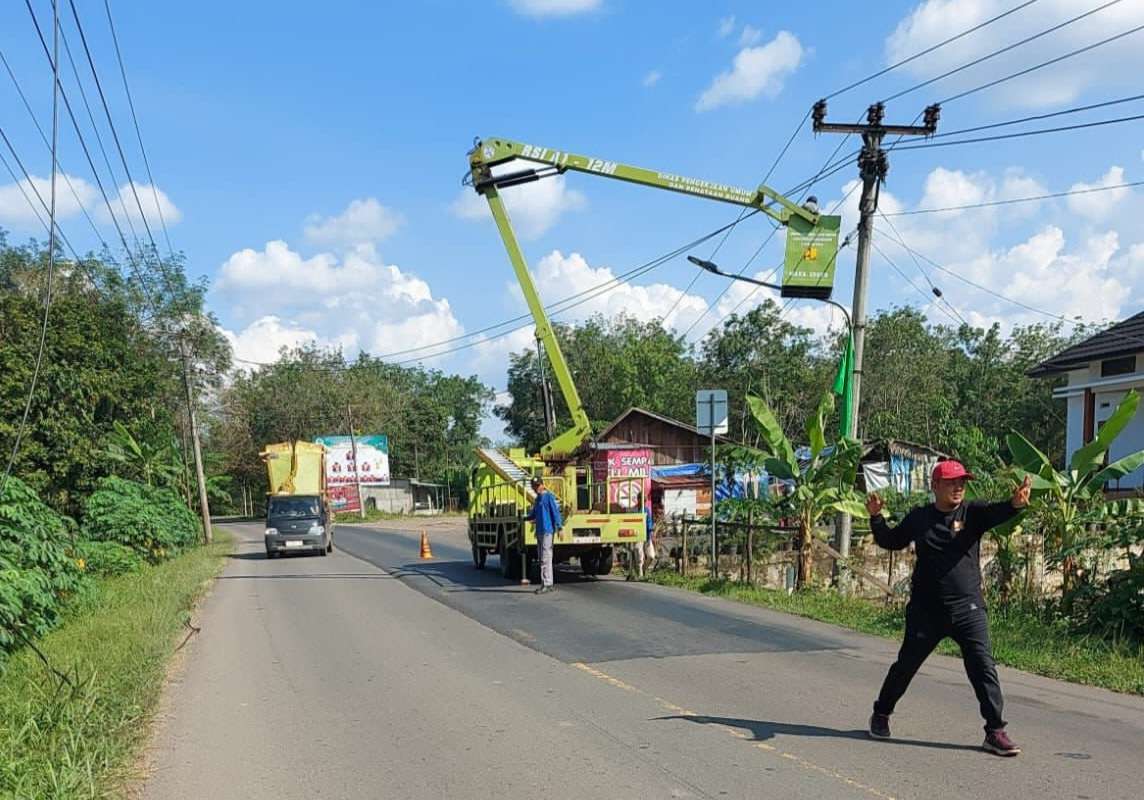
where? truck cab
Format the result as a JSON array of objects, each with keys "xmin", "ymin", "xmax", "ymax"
[{"xmin": 264, "ymin": 494, "xmax": 334, "ymax": 558}]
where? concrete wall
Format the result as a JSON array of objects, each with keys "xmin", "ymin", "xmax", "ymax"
[
  {"xmin": 361, "ymin": 485, "xmax": 413, "ymax": 514},
  {"xmin": 1063, "ymin": 362, "xmax": 1144, "ymax": 489}
]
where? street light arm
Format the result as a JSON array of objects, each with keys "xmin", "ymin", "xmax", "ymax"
[{"xmin": 687, "ymin": 256, "xmax": 851, "ymax": 329}]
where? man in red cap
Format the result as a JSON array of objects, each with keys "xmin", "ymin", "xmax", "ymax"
[{"xmin": 865, "ymin": 461, "xmax": 1031, "ymax": 756}]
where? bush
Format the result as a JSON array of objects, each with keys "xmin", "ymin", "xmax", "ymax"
[
  {"xmin": 1069, "ymin": 555, "xmax": 1144, "ymax": 644},
  {"xmin": 83, "ymin": 477, "xmax": 200, "ymax": 561},
  {"xmin": 73, "ymin": 539, "xmax": 143, "ymax": 577},
  {"xmin": 0, "ymin": 477, "xmax": 82, "ymax": 657}
]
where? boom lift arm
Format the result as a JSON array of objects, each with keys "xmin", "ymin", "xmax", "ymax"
[{"xmin": 467, "ymin": 137, "xmax": 831, "ymax": 461}]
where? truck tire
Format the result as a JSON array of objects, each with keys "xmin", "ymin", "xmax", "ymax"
[
  {"xmin": 580, "ymin": 550, "xmax": 600, "ymax": 576},
  {"xmin": 472, "ymin": 541, "xmax": 487, "ymax": 569},
  {"xmin": 596, "ymin": 547, "xmax": 614, "ymax": 575},
  {"xmin": 526, "ymin": 547, "xmax": 541, "ymax": 584},
  {"xmin": 502, "ymin": 546, "xmax": 522, "ymax": 581}
]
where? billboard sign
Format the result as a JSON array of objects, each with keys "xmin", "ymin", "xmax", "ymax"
[
  {"xmin": 782, "ymin": 214, "xmax": 841, "ymax": 300},
  {"xmin": 593, "ymin": 448, "xmax": 652, "ymax": 511},
  {"xmin": 314, "ymin": 434, "xmax": 390, "ymax": 487}
]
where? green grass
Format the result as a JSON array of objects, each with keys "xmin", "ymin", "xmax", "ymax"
[
  {"xmin": 646, "ymin": 571, "xmax": 1144, "ymax": 696},
  {"xmin": 0, "ymin": 532, "xmax": 234, "ymax": 799}
]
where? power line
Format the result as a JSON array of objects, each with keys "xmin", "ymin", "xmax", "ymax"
[
  {"xmin": 231, "ymin": 216, "xmax": 751, "ymax": 369},
  {"xmin": 939, "ymin": 20, "xmax": 1144, "ymax": 106},
  {"xmin": 891, "ymin": 112, "xmax": 1144, "ymax": 151},
  {"xmin": 883, "ymin": 0, "xmax": 1125, "ymax": 104},
  {"xmin": 884, "ymin": 179, "xmax": 1144, "ymax": 216},
  {"xmin": 826, "ymin": 0, "xmax": 1043, "ymax": 100},
  {"xmin": 927, "ymin": 92, "xmax": 1144, "ymax": 140},
  {"xmin": 3, "ymin": 0, "xmax": 62, "ymax": 494},
  {"xmin": 0, "ymin": 128, "xmax": 82, "ymax": 262},
  {"xmin": 102, "ymin": 0, "xmax": 177, "ymax": 258},
  {"xmin": 0, "ymin": 46, "xmax": 106, "ymax": 245},
  {"xmin": 872, "ymin": 215, "xmax": 968, "ymax": 326},
  {"xmin": 23, "ymin": 0, "xmax": 162, "ymax": 311},
  {"xmin": 872, "ymin": 240, "xmax": 962, "ymax": 326},
  {"xmin": 65, "ymin": 0, "xmax": 163, "ymax": 260}
]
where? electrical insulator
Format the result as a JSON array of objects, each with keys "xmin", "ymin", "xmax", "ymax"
[
  {"xmin": 867, "ymin": 102, "xmax": 885, "ymax": 126},
  {"xmin": 812, "ymin": 99, "xmax": 827, "ymax": 131},
  {"xmin": 924, "ymin": 104, "xmax": 941, "ymax": 134}
]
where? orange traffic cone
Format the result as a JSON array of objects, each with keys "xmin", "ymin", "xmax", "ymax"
[{"xmin": 419, "ymin": 530, "xmax": 433, "ymax": 559}]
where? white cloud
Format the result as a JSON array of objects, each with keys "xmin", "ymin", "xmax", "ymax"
[
  {"xmin": 451, "ymin": 161, "xmax": 586, "ymax": 239},
  {"xmin": 223, "ymin": 316, "xmax": 320, "ymax": 365},
  {"xmin": 885, "ymin": 1, "xmax": 1144, "ymax": 108},
  {"xmin": 696, "ymin": 31, "xmax": 804, "ymax": 111},
  {"xmin": 528, "ymin": 250, "xmax": 708, "ymax": 328},
  {"xmin": 643, "ymin": 69, "xmax": 662, "ymax": 87},
  {"xmin": 303, "ymin": 198, "xmax": 404, "ymax": 248},
  {"xmin": 709, "ymin": 269, "xmax": 847, "ymax": 338},
  {"xmin": 0, "ymin": 172, "xmax": 98, "ymax": 228},
  {"xmin": 98, "ymin": 181, "xmax": 182, "ymax": 229},
  {"xmin": 739, "ymin": 25, "xmax": 763, "ymax": 47},
  {"xmin": 1067, "ymin": 166, "xmax": 1132, "ymax": 220},
  {"xmin": 508, "ymin": 0, "xmax": 601, "ymax": 17},
  {"xmin": 212, "ymin": 240, "xmax": 462, "ymax": 362},
  {"xmin": 718, "ymin": 16, "xmax": 736, "ymax": 37}
]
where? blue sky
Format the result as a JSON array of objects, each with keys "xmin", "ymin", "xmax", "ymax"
[{"xmin": 2, "ymin": 0, "xmax": 1143, "ymax": 437}]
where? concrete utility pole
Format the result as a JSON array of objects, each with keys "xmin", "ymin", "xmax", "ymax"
[
  {"xmin": 346, "ymin": 405, "xmax": 366, "ymax": 519},
  {"xmin": 812, "ymin": 100, "xmax": 939, "ymax": 588},
  {"xmin": 181, "ymin": 342, "xmax": 213, "ymax": 545}
]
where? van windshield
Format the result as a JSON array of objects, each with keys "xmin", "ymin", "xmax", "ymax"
[{"xmin": 268, "ymin": 497, "xmax": 320, "ymax": 519}]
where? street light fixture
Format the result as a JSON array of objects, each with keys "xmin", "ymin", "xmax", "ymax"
[{"xmin": 687, "ymin": 255, "xmax": 852, "ymax": 329}]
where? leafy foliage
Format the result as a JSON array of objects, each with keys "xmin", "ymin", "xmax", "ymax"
[
  {"xmin": 1007, "ymin": 390, "xmax": 1144, "ymax": 594},
  {"xmin": 73, "ymin": 539, "xmax": 144, "ymax": 577},
  {"xmin": 0, "ymin": 477, "xmax": 82, "ymax": 658},
  {"xmin": 83, "ymin": 477, "xmax": 201, "ymax": 561},
  {"xmin": 745, "ymin": 390, "xmax": 867, "ymax": 589}
]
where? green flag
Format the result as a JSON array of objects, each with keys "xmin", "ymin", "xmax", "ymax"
[{"xmin": 832, "ymin": 333, "xmax": 854, "ymax": 439}]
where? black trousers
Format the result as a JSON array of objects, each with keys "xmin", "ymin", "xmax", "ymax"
[{"xmin": 874, "ymin": 597, "xmax": 1006, "ymax": 731}]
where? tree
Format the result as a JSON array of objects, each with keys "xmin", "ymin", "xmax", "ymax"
[
  {"xmin": 0, "ymin": 233, "xmax": 229, "ymax": 516},
  {"xmin": 497, "ymin": 314, "xmax": 698, "ymax": 453},
  {"xmin": 745, "ymin": 392, "xmax": 867, "ymax": 589},
  {"xmin": 1007, "ymin": 390, "xmax": 1144, "ymax": 595},
  {"xmin": 700, "ymin": 300, "xmax": 832, "ymax": 445}
]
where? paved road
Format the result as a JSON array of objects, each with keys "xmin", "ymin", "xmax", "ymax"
[{"xmin": 141, "ymin": 521, "xmax": 1144, "ymax": 800}]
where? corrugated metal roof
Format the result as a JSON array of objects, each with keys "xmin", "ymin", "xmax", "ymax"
[
  {"xmin": 1030, "ymin": 311, "xmax": 1144, "ymax": 377},
  {"xmin": 598, "ymin": 406, "xmax": 735, "ymax": 444}
]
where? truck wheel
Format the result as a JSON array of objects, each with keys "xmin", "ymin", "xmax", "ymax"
[
  {"xmin": 472, "ymin": 541, "xmax": 487, "ymax": 570},
  {"xmin": 502, "ymin": 547, "xmax": 522, "ymax": 581},
  {"xmin": 580, "ymin": 550, "xmax": 600, "ymax": 576},
  {"xmin": 526, "ymin": 547, "xmax": 541, "ymax": 584},
  {"xmin": 596, "ymin": 547, "xmax": 614, "ymax": 575}
]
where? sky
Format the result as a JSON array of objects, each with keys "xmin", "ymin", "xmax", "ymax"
[{"xmin": 1, "ymin": 0, "xmax": 1143, "ymax": 440}]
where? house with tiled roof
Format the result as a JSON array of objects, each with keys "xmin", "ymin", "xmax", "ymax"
[{"xmin": 1031, "ymin": 311, "xmax": 1144, "ymax": 489}]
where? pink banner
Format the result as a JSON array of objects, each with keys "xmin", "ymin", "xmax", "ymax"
[{"xmin": 594, "ymin": 449, "xmax": 652, "ymax": 511}]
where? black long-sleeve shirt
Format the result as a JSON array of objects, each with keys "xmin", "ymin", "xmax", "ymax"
[{"xmin": 871, "ymin": 501, "xmax": 1020, "ymax": 603}]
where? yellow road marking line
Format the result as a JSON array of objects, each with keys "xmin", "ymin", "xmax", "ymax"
[{"xmin": 572, "ymin": 662, "xmax": 896, "ymax": 800}]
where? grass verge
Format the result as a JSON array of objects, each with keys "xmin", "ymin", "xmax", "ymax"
[
  {"xmin": 646, "ymin": 571, "xmax": 1144, "ymax": 696},
  {"xmin": 0, "ymin": 531, "xmax": 233, "ymax": 799}
]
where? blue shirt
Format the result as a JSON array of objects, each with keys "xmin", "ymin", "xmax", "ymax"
[
  {"xmin": 527, "ymin": 492, "xmax": 563, "ymax": 536},
  {"xmin": 645, "ymin": 503, "xmax": 654, "ymax": 537}
]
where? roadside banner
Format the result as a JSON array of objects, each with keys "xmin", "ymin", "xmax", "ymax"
[{"xmin": 315, "ymin": 434, "xmax": 390, "ymax": 513}]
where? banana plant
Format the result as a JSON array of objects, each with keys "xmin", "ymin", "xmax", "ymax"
[
  {"xmin": 746, "ymin": 391, "xmax": 867, "ymax": 589},
  {"xmin": 1006, "ymin": 389, "xmax": 1144, "ymax": 594},
  {"xmin": 103, "ymin": 421, "xmax": 183, "ymax": 489}
]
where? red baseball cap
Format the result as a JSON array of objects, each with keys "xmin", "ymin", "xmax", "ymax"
[{"xmin": 933, "ymin": 460, "xmax": 974, "ymax": 482}]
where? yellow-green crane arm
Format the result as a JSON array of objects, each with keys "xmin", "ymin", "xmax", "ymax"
[
  {"xmin": 466, "ymin": 136, "xmax": 828, "ymax": 461},
  {"xmin": 468, "ymin": 137, "xmax": 820, "ymax": 227}
]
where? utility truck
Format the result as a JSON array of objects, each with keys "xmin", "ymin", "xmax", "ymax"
[
  {"xmin": 464, "ymin": 137, "xmax": 841, "ymax": 583},
  {"xmin": 261, "ymin": 441, "xmax": 335, "ymax": 558}
]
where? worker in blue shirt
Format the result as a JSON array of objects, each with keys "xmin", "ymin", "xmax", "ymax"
[{"xmin": 526, "ymin": 477, "xmax": 563, "ymax": 594}]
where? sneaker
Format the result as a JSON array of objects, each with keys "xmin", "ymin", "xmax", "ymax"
[
  {"xmin": 868, "ymin": 712, "xmax": 891, "ymax": 740},
  {"xmin": 534, "ymin": 586, "xmax": 554, "ymax": 595},
  {"xmin": 983, "ymin": 728, "xmax": 1021, "ymax": 757}
]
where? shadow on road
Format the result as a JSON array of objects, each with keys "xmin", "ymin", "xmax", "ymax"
[
  {"xmin": 658, "ymin": 715, "xmax": 982, "ymax": 753},
  {"xmin": 217, "ymin": 573, "xmax": 395, "ymax": 580},
  {"xmin": 228, "ymin": 551, "xmax": 330, "ymax": 561}
]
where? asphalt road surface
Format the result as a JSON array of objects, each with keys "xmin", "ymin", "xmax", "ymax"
[{"xmin": 140, "ymin": 521, "xmax": 1144, "ymax": 800}]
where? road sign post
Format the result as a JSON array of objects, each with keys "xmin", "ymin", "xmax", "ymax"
[{"xmin": 696, "ymin": 390, "xmax": 728, "ymax": 580}]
